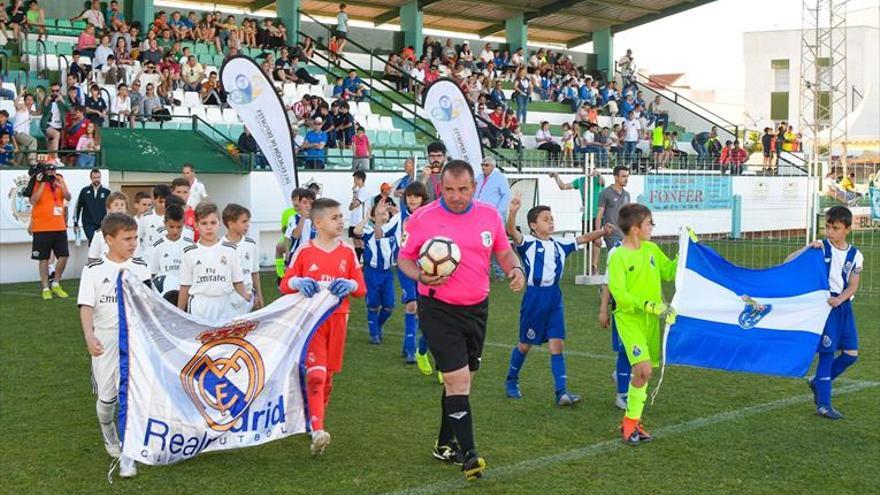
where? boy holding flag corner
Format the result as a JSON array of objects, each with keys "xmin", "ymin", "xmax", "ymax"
[{"xmin": 607, "ymin": 204, "xmax": 678, "ymax": 445}]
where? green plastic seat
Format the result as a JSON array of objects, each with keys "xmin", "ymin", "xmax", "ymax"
[
  {"xmin": 375, "ymin": 130, "xmax": 391, "ymax": 147},
  {"xmin": 403, "ymin": 131, "xmax": 416, "ymax": 146}
]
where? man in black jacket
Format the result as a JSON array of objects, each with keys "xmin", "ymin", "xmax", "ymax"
[{"xmin": 73, "ymin": 168, "xmax": 111, "ymax": 243}]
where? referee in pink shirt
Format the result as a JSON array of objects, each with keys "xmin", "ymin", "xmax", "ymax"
[{"xmin": 398, "ymin": 160, "xmax": 526, "ymax": 481}]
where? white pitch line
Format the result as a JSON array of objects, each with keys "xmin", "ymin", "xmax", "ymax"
[{"xmin": 383, "ymin": 379, "xmax": 880, "ymax": 495}]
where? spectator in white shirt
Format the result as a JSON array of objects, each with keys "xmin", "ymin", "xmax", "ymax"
[
  {"xmin": 181, "ymin": 56, "xmax": 205, "ymax": 92},
  {"xmin": 71, "ymin": 0, "xmax": 106, "ymax": 31},
  {"xmin": 535, "ymin": 121, "xmax": 562, "ymax": 165},
  {"xmin": 93, "ymin": 35, "xmax": 114, "ymax": 70},
  {"xmin": 182, "ymin": 163, "xmax": 208, "ymax": 208},
  {"xmin": 622, "ymin": 111, "xmax": 642, "ymax": 166},
  {"xmin": 478, "ymin": 43, "xmax": 494, "ymax": 71},
  {"xmin": 111, "ymin": 83, "xmax": 131, "ymax": 128}
]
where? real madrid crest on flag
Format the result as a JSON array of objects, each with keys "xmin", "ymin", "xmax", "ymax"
[{"xmin": 180, "ymin": 321, "xmax": 265, "ymax": 432}]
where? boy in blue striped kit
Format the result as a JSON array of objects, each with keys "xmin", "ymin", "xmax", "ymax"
[
  {"xmin": 354, "ymin": 200, "xmax": 399, "ymax": 345},
  {"xmin": 790, "ymin": 206, "xmax": 863, "ymax": 419},
  {"xmin": 504, "ymin": 193, "xmax": 613, "ymax": 405},
  {"xmin": 393, "ymin": 181, "xmax": 431, "ymax": 367},
  {"xmin": 599, "ymin": 241, "xmax": 631, "ymax": 410}
]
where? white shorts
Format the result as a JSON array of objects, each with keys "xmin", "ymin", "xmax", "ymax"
[
  {"xmin": 91, "ymin": 330, "xmax": 119, "ymax": 402},
  {"xmin": 189, "ymin": 292, "xmax": 249, "ymax": 322}
]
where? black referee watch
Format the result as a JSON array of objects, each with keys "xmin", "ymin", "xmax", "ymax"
[{"xmin": 510, "ymin": 266, "xmax": 525, "ymax": 277}]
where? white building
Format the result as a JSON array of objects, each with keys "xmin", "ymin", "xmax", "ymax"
[{"xmin": 742, "ymin": 7, "xmax": 879, "ymax": 145}]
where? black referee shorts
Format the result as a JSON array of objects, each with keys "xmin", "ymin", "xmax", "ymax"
[{"xmin": 418, "ymin": 295, "xmax": 489, "ymax": 373}]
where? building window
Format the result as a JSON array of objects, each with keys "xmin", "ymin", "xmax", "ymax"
[
  {"xmin": 771, "ymin": 59, "xmax": 790, "ymax": 92},
  {"xmin": 771, "ymin": 92, "xmax": 789, "ymax": 121}
]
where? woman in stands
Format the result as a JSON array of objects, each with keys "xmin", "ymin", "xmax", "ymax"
[{"xmin": 77, "ymin": 24, "xmax": 98, "ymax": 58}]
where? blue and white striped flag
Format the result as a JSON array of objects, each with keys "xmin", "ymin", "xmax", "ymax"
[{"xmin": 666, "ymin": 231, "xmax": 832, "ymax": 377}]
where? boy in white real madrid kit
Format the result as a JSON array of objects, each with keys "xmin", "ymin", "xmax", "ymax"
[
  {"xmin": 222, "ymin": 203, "xmax": 263, "ymax": 315},
  {"xmin": 138, "ymin": 184, "xmax": 173, "ymax": 262},
  {"xmin": 150, "ymin": 204, "xmax": 188, "ymax": 305},
  {"xmin": 504, "ymin": 193, "xmax": 613, "ymax": 405},
  {"xmin": 177, "ymin": 202, "xmax": 251, "ymax": 322},
  {"xmin": 77, "ymin": 213, "xmax": 151, "ymax": 478},
  {"xmin": 789, "ymin": 205, "xmax": 863, "ymax": 420},
  {"xmin": 87, "ymin": 192, "xmax": 130, "ymax": 261}
]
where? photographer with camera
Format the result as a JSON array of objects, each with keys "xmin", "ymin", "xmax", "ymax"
[
  {"xmin": 39, "ymin": 83, "xmax": 67, "ymax": 153},
  {"xmin": 28, "ymin": 162, "xmax": 72, "ymax": 300}
]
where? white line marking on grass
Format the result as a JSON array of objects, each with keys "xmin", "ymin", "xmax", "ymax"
[{"xmin": 383, "ymin": 380, "xmax": 880, "ymax": 495}]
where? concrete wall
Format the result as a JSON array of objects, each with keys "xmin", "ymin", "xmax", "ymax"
[{"xmin": 742, "ymin": 25, "xmax": 879, "ymax": 134}]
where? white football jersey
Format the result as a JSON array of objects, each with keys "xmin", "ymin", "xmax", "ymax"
[
  {"xmin": 179, "ymin": 240, "xmax": 244, "ymax": 297},
  {"xmin": 223, "ymin": 235, "xmax": 259, "ymax": 293},
  {"xmin": 826, "ymin": 243, "xmax": 864, "ymax": 295},
  {"xmin": 77, "ymin": 256, "xmax": 151, "ymax": 332},
  {"xmin": 150, "ymin": 235, "xmax": 189, "ymax": 294},
  {"xmin": 138, "ymin": 210, "xmax": 166, "ymax": 259},
  {"xmin": 88, "ymin": 230, "xmax": 109, "ymax": 260}
]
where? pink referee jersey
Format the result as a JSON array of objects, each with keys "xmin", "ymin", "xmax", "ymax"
[{"xmin": 399, "ymin": 199, "xmax": 511, "ymax": 306}]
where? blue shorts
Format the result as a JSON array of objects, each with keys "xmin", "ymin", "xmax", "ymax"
[
  {"xmin": 819, "ymin": 299, "xmax": 858, "ymax": 353},
  {"xmin": 365, "ymin": 266, "xmax": 395, "ymax": 309},
  {"xmin": 519, "ymin": 285, "xmax": 565, "ymax": 345},
  {"xmin": 611, "ymin": 316, "xmax": 625, "ymax": 352},
  {"xmin": 397, "ymin": 268, "xmax": 418, "ymax": 303}
]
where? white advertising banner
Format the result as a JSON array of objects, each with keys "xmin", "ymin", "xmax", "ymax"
[
  {"xmin": 221, "ymin": 56, "xmax": 298, "ymax": 203},
  {"xmin": 117, "ymin": 271, "xmax": 339, "ymax": 465},
  {"xmin": 423, "ymin": 79, "xmax": 483, "ymax": 166}
]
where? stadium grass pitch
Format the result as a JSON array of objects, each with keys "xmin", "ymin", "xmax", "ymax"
[{"xmin": 1, "ymin": 251, "xmax": 878, "ymax": 494}]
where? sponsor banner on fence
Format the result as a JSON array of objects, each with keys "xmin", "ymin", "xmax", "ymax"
[
  {"xmin": 221, "ymin": 56, "xmax": 297, "ymax": 203},
  {"xmin": 117, "ymin": 271, "xmax": 339, "ymax": 465},
  {"xmin": 424, "ymin": 79, "xmax": 483, "ymax": 166},
  {"xmin": 644, "ymin": 175, "xmax": 733, "ymax": 211}
]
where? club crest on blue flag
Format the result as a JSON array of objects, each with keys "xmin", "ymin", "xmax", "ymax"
[
  {"xmin": 737, "ymin": 295, "xmax": 773, "ymax": 329},
  {"xmin": 666, "ymin": 230, "xmax": 832, "ymax": 377}
]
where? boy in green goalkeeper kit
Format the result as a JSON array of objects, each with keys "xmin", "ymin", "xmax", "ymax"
[{"xmin": 607, "ymin": 203, "xmax": 679, "ymax": 445}]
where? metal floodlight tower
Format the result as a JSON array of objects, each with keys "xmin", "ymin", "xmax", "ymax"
[{"xmin": 800, "ymin": 0, "xmax": 849, "ymax": 174}]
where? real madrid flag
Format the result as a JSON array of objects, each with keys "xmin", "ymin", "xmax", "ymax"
[
  {"xmin": 666, "ymin": 230, "xmax": 833, "ymax": 377},
  {"xmin": 116, "ymin": 271, "xmax": 339, "ymax": 465}
]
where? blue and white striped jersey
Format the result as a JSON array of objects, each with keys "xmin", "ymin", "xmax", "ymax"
[
  {"xmin": 363, "ymin": 221, "xmax": 399, "ymax": 270},
  {"xmin": 285, "ymin": 213, "xmax": 317, "ymax": 266},
  {"xmin": 516, "ymin": 234, "xmax": 578, "ymax": 287}
]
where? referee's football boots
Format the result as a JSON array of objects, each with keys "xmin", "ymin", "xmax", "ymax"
[
  {"xmin": 461, "ymin": 451, "xmax": 486, "ymax": 481},
  {"xmin": 432, "ymin": 440, "xmax": 465, "ymax": 465}
]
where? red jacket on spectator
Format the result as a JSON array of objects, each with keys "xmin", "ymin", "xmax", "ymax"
[
  {"xmin": 719, "ymin": 146, "xmax": 732, "ymax": 165},
  {"xmin": 731, "ymin": 147, "xmax": 748, "ymax": 165},
  {"xmin": 63, "ymin": 116, "xmax": 88, "ymax": 149},
  {"xmin": 401, "ymin": 46, "xmax": 415, "ymax": 62}
]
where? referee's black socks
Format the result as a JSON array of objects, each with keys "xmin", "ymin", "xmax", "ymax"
[
  {"xmin": 438, "ymin": 389, "xmax": 455, "ymax": 447},
  {"xmin": 444, "ymin": 394, "xmax": 476, "ymax": 456}
]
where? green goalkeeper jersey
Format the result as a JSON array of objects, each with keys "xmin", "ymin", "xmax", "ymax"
[
  {"xmin": 607, "ymin": 241, "xmax": 677, "ymax": 325},
  {"xmin": 280, "ymin": 207, "xmax": 297, "ymax": 233}
]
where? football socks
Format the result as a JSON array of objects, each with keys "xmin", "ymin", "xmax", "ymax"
[
  {"xmin": 831, "ymin": 353, "xmax": 858, "ymax": 380},
  {"xmin": 506, "ymin": 347, "xmax": 526, "ymax": 381},
  {"xmin": 626, "ymin": 382, "xmax": 648, "ymax": 421},
  {"xmin": 444, "ymin": 394, "xmax": 475, "ymax": 455},
  {"xmin": 550, "ymin": 353, "xmax": 567, "ymax": 396},
  {"xmin": 616, "ymin": 352, "xmax": 631, "ymax": 395},
  {"xmin": 815, "ymin": 352, "xmax": 834, "ymax": 408}
]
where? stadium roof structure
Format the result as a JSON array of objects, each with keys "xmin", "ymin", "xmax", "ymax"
[{"xmin": 203, "ymin": 0, "xmax": 715, "ymax": 47}]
